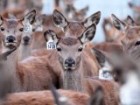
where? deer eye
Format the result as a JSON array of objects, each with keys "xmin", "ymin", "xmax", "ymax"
[
  {"xmin": 0, "ymin": 27, "xmax": 5, "ymax": 31},
  {"xmin": 78, "ymin": 47, "xmax": 83, "ymax": 52},
  {"xmin": 19, "ymin": 28, "xmax": 24, "ymax": 32},
  {"xmin": 57, "ymin": 47, "xmax": 61, "ymax": 52}
]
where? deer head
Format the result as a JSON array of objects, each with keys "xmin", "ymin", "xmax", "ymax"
[
  {"xmin": 0, "ymin": 10, "xmax": 36, "ymax": 49},
  {"xmin": 44, "ymin": 10, "xmax": 101, "ymax": 71},
  {"xmin": 111, "ymin": 14, "xmax": 140, "ymax": 60},
  {"xmin": 21, "ymin": 10, "xmax": 36, "ymax": 46}
]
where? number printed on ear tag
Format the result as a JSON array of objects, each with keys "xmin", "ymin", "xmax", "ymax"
[{"xmin": 46, "ymin": 39, "xmax": 56, "ymax": 50}]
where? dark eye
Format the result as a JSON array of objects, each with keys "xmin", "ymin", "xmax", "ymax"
[
  {"xmin": 19, "ymin": 28, "xmax": 24, "ymax": 32},
  {"xmin": 1, "ymin": 27, "xmax": 5, "ymax": 31},
  {"xmin": 135, "ymin": 41, "xmax": 140, "ymax": 46},
  {"xmin": 78, "ymin": 47, "xmax": 83, "ymax": 52},
  {"xmin": 57, "ymin": 47, "xmax": 61, "ymax": 51}
]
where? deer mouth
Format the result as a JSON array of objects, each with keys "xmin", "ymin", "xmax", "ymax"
[
  {"xmin": 5, "ymin": 42, "xmax": 17, "ymax": 49},
  {"xmin": 64, "ymin": 65, "xmax": 76, "ymax": 71}
]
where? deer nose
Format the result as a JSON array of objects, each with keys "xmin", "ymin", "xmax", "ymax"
[
  {"xmin": 65, "ymin": 57, "xmax": 75, "ymax": 67},
  {"xmin": 6, "ymin": 36, "xmax": 16, "ymax": 43},
  {"xmin": 23, "ymin": 36, "xmax": 30, "ymax": 43}
]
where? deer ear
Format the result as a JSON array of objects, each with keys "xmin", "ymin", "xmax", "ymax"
[
  {"xmin": 79, "ymin": 24, "xmax": 96, "ymax": 43},
  {"xmin": 53, "ymin": 9, "xmax": 68, "ymax": 29},
  {"xmin": 0, "ymin": 16, "xmax": 3, "ymax": 25},
  {"xmin": 93, "ymin": 48, "xmax": 106, "ymax": 67},
  {"xmin": 83, "ymin": 11, "xmax": 101, "ymax": 28},
  {"xmin": 44, "ymin": 30, "xmax": 58, "ymax": 43},
  {"xmin": 89, "ymin": 86, "xmax": 104, "ymax": 105},
  {"xmin": 22, "ymin": 10, "xmax": 36, "ymax": 24},
  {"xmin": 111, "ymin": 14, "xmax": 126, "ymax": 31},
  {"xmin": 126, "ymin": 15, "xmax": 136, "ymax": 26}
]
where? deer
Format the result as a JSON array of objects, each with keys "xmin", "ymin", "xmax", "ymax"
[
  {"xmin": 111, "ymin": 14, "xmax": 140, "ymax": 61},
  {"xmin": 102, "ymin": 15, "xmax": 136, "ymax": 43},
  {"xmin": 42, "ymin": 9, "xmax": 102, "ymax": 77},
  {"xmin": 94, "ymin": 15, "xmax": 136, "ymax": 58},
  {"xmin": 92, "ymin": 46, "xmax": 140, "ymax": 105},
  {"xmin": 43, "ymin": 29, "xmax": 119, "ymax": 105},
  {"xmin": 0, "ymin": 10, "xmax": 61, "ymax": 94},
  {"xmin": 1, "ymin": 86, "xmax": 106, "ymax": 105}
]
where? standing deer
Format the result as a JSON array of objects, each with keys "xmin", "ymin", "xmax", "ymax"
[
  {"xmin": 43, "ymin": 29, "xmax": 119, "ymax": 105},
  {"xmin": 0, "ymin": 10, "xmax": 61, "ymax": 95}
]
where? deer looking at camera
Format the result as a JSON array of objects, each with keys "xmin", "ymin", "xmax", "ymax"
[
  {"xmin": 44, "ymin": 9, "xmax": 102, "ymax": 77},
  {"xmin": 43, "ymin": 29, "xmax": 119, "ymax": 105},
  {"xmin": 0, "ymin": 10, "xmax": 61, "ymax": 96}
]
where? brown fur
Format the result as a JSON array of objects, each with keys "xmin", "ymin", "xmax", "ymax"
[{"xmin": 3, "ymin": 90, "xmax": 89, "ymax": 105}]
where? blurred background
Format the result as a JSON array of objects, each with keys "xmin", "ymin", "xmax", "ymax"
[
  {"xmin": 42, "ymin": 0, "xmax": 132, "ymax": 42},
  {"xmin": 1, "ymin": 0, "xmax": 140, "ymax": 42}
]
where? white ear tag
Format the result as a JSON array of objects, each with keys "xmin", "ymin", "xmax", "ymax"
[
  {"xmin": 99, "ymin": 67, "xmax": 113, "ymax": 80},
  {"xmin": 46, "ymin": 39, "xmax": 56, "ymax": 50},
  {"xmin": 24, "ymin": 22, "xmax": 32, "ymax": 33}
]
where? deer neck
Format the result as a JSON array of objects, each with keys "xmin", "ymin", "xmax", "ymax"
[
  {"xmin": 1, "ymin": 46, "xmax": 21, "ymax": 92},
  {"xmin": 61, "ymin": 61, "xmax": 85, "ymax": 92},
  {"xmin": 18, "ymin": 44, "xmax": 32, "ymax": 61}
]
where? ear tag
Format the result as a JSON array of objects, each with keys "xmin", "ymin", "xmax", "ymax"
[
  {"xmin": 99, "ymin": 67, "xmax": 113, "ymax": 80},
  {"xmin": 46, "ymin": 38, "xmax": 56, "ymax": 50},
  {"xmin": 24, "ymin": 22, "xmax": 32, "ymax": 33}
]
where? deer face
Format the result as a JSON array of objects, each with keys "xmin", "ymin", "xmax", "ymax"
[
  {"xmin": 21, "ymin": 10, "xmax": 36, "ymax": 45},
  {"xmin": 45, "ymin": 10, "xmax": 101, "ymax": 71},
  {"xmin": 111, "ymin": 14, "xmax": 140, "ymax": 60},
  {"xmin": 0, "ymin": 10, "xmax": 36, "ymax": 48},
  {"xmin": 0, "ymin": 18, "xmax": 23, "ymax": 49}
]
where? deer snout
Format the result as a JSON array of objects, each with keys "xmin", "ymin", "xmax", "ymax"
[
  {"xmin": 23, "ymin": 36, "xmax": 30, "ymax": 43},
  {"xmin": 6, "ymin": 36, "xmax": 16, "ymax": 43},
  {"xmin": 65, "ymin": 57, "xmax": 75, "ymax": 67}
]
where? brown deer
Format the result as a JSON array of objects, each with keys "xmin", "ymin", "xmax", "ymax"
[
  {"xmin": 43, "ymin": 30, "xmax": 119, "ymax": 105},
  {"xmin": 0, "ymin": 10, "xmax": 61, "ymax": 93},
  {"xmin": 111, "ymin": 14, "xmax": 140, "ymax": 61},
  {"xmin": 2, "ymin": 86, "xmax": 105, "ymax": 105},
  {"xmin": 93, "ymin": 47, "xmax": 140, "ymax": 105},
  {"xmin": 102, "ymin": 15, "xmax": 136, "ymax": 43},
  {"xmin": 44, "ymin": 9, "xmax": 102, "ymax": 77}
]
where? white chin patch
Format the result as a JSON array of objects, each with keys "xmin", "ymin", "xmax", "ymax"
[
  {"xmin": 120, "ymin": 72, "xmax": 140, "ymax": 105},
  {"xmin": 6, "ymin": 43, "xmax": 16, "ymax": 46},
  {"xmin": 46, "ymin": 39, "xmax": 56, "ymax": 50},
  {"xmin": 99, "ymin": 67, "xmax": 113, "ymax": 80}
]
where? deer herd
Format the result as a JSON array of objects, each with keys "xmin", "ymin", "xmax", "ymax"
[{"xmin": 0, "ymin": 0, "xmax": 140, "ymax": 105}]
